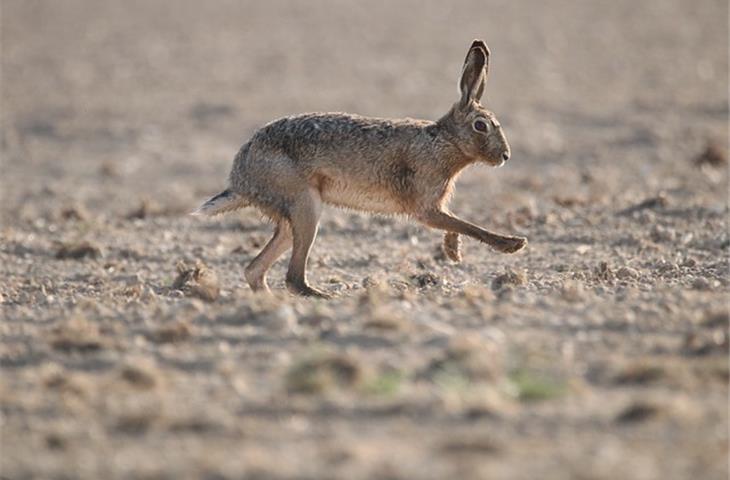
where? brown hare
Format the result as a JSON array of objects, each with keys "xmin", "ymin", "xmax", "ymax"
[{"xmin": 193, "ymin": 39, "xmax": 527, "ymax": 298}]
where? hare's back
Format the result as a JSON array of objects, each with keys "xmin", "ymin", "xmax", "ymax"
[{"xmin": 256, "ymin": 112, "xmax": 429, "ymax": 162}]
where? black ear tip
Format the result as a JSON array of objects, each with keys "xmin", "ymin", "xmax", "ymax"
[{"xmin": 470, "ymin": 39, "xmax": 490, "ymax": 56}]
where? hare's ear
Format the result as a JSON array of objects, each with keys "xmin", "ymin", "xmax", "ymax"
[{"xmin": 459, "ymin": 40, "xmax": 490, "ymax": 107}]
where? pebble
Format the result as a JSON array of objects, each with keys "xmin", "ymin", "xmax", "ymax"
[
  {"xmin": 616, "ymin": 266, "xmax": 638, "ymax": 280},
  {"xmin": 691, "ymin": 277, "xmax": 712, "ymax": 291}
]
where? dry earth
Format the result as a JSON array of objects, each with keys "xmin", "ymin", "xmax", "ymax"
[{"xmin": 1, "ymin": 1, "xmax": 729, "ymax": 479}]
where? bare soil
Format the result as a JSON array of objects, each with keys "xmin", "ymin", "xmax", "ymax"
[{"xmin": 1, "ymin": 1, "xmax": 728, "ymax": 479}]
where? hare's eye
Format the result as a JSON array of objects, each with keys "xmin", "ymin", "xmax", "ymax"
[{"xmin": 473, "ymin": 119, "xmax": 488, "ymax": 132}]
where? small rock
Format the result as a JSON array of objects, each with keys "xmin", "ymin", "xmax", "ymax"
[
  {"xmin": 681, "ymin": 257, "xmax": 697, "ymax": 268},
  {"xmin": 411, "ymin": 272, "xmax": 440, "ymax": 288},
  {"xmin": 491, "ymin": 268, "xmax": 527, "ymax": 291},
  {"xmin": 655, "ymin": 259, "xmax": 679, "ymax": 274},
  {"xmin": 361, "ymin": 276, "xmax": 382, "ymax": 289},
  {"xmin": 691, "ymin": 277, "xmax": 712, "ymax": 291}
]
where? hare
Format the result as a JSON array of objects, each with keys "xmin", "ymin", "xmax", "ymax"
[{"xmin": 193, "ymin": 39, "xmax": 526, "ymax": 298}]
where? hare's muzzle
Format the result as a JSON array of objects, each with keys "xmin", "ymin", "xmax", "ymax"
[{"xmin": 495, "ymin": 147, "xmax": 510, "ymax": 167}]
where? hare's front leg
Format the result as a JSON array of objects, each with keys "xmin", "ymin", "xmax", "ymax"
[
  {"xmin": 420, "ymin": 210, "xmax": 527, "ymax": 254},
  {"xmin": 285, "ymin": 187, "xmax": 331, "ymax": 299}
]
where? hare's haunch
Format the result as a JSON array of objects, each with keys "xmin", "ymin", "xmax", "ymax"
[{"xmin": 193, "ymin": 40, "xmax": 527, "ymax": 298}]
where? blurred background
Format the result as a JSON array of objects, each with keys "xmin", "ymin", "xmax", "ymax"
[{"xmin": 1, "ymin": 1, "xmax": 728, "ymax": 479}]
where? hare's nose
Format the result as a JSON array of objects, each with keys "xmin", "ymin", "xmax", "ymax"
[{"xmin": 501, "ymin": 152, "xmax": 510, "ymax": 162}]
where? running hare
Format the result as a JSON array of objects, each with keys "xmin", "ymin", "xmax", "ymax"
[{"xmin": 194, "ymin": 40, "xmax": 526, "ymax": 298}]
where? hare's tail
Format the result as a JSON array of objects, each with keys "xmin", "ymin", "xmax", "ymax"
[{"xmin": 191, "ymin": 189, "xmax": 248, "ymax": 216}]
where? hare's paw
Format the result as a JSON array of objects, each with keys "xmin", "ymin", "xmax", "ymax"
[
  {"xmin": 245, "ymin": 266, "xmax": 270, "ymax": 293},
  {"xmin": 494, "ymin": 236, "xmax": 527, "ymax": 254},
  {"xmin": 286, "ymin": 280, "xmax": 332, "ymax": 299},
  {"xmin": 443, "ymin": 232, "xmax": 463, "ymax": 262}
]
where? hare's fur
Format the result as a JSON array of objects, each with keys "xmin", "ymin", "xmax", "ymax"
[{"xmin": 194, "ymin": 40, "xmax": 526, "ymax": 298}]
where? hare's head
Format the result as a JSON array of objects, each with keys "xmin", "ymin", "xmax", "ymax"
[{"xmin": 440, "ymin": 40, "xmax": 511, "ymax": 167}]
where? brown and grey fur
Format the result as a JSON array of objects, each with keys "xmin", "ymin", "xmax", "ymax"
[{"xmin": 193, "ymin": 40, "xmax": 527, "ymax": 298}]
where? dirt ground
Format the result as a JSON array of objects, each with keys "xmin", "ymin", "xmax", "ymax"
[{"xmin": 1, "ymin": 1, "xmax": 728, "ymax": 479}]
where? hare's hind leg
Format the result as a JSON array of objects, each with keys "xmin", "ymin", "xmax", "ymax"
[
  {"xmin": 443, "ymin": 232, "xmax": 462, "ymax": 262},
  {"xmin": 285, "ymin": 187, "xmax": 330, "ymax": 299},
  {"xmin": 244, "ymin": 222, "xmax": 292, "ymax": 292}
]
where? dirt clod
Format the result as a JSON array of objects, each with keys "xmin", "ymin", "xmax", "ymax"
[
  {"xmin": 691, "ymin": 277, "xmax": 714, "ymax": 291},
  {"xmin": 411, "ymin": 272, "xmax": 440, "ymax": 288},
  {"xmin": 613, "ymin": 362, "xmax": 665, "ymax": 385},
  {"xmin": 616, "ymin": 266, "xmax": 639, "ymax": 280},
  {"xmin": 682, "ymin": 331, "xmax": 729, "ymax": 356},
  {"xmin": 55, "ymin": 241, "xmax": 102, "ymax": 260},
  {"xmin": 593, "ymin": 262, "xmax": 613, "ymax": 282},
  {"xmin": 617, "ymin": 193, "xmax": 668, "ymax": 216},
  {"xmin": 693, "ymin": 141, "xmax": 727, "ymax": 168},
  {"xmin": 59, "ymin": 205, "xmax": 89, "ymax": 221},
  {"xmin": 148, "ymin": 321, "xmax": 193, "ymax": 344},
  {"xmin": 491, "ymin": 269, "xmax": 527, "ymax": 291},
  {"xmin": 45, "ymin": 433, "xmax": 66, "ymax": 450},
  {"xmin": 615, "ymin": 402, "xmax": 661, "ymax": 424},
  {"xmin": 119, "ymin": 363, "xmax": 158, "ymax": 389},
  {"xmin": 439, "ymin": 436, "xmax": 501, "ymax": 455},
  {"xmin": 172, "ymin": 260, "xmax": 220, "ymax": 302},
  {"xmin": 126, "ymin": 199, "xmax": 160, "ymax": 220},
  {"xmin": 702, "ymin": 310, "xmax": 729, "ymax": 328},
  {"xmin": 48, "ymin": 315, "xmax": 107, "ymax": 352},
  {"xmin": 561, "ymin": 280, "xmax": 585, "ymax": 302},
  {"xmin": 363, "ymin": 308, "xmax": 408, "ymax": 331},
  {"xmin": 427, "ymin": 336, "xmax": 502, "ymax": 383},
  {"xmin": 286, "ymin": 351, "xmax": 364, "ymax": 394}
]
